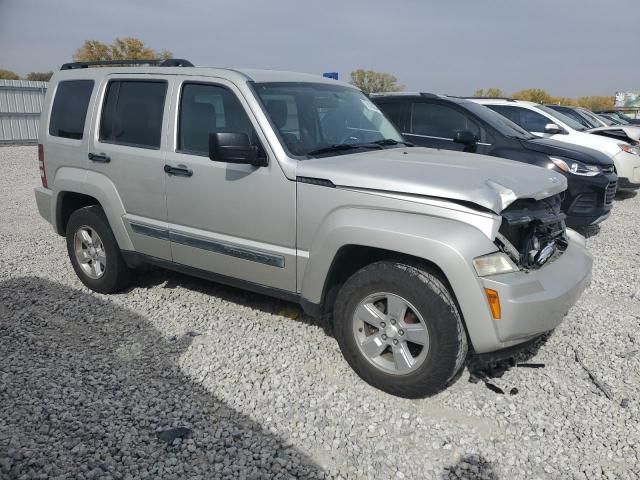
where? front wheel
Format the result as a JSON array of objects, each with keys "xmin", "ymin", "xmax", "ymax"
[{"xmin": 333, "ymin": 261, "xmax": 468, "ymax": 398}]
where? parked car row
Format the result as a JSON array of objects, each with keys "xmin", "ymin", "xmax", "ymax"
[
  {"xmin": 36, "ymin": 60, "xmax": 594, "ymax": 398},
  {"xmin": 372, "ymin": 94, "xmax": 640, "ymax": 226},
  {"xmin": 473, "ymin": 98, "xmax": 640, "ymax": 192},
  {"xmin": 596, "ymin": 110, "xmax": 640, "ymax": 125}
]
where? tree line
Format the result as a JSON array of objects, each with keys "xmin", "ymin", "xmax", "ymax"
[
  {"xmin": 472, "ymin": 87, "xmax": 615, "ymax": 112},
  {"xmin": 0, "ymin": 37, "xmax": 617, "ymax": 111},
  {"xmin": 0, "ymin": 37, "xmax": 172, "ymax": 82}
]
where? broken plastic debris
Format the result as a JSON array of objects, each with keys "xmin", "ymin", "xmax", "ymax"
[
  {"xmin": 517, "ymin": 363, "xmax": 545, "ymax": 368},
  {"xmin": 485, "ymin": 382, "xmax": 504, "ymax": 394},
  {"xmin": 574, "ymin": 349, "xmax": 613, "ymax": 400}
]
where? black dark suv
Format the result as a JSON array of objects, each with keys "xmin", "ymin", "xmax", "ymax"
[{"xmin": 371, "ymin": 93, "xmax": 617, "ymax": 227}]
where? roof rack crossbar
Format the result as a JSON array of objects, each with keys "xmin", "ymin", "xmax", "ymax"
[
  {"xmin": 60, "ymin": 58, "xmax": 194, "ymax": 70},
  {"xmin": 369, "ymin": 92, "xmax": 439, "ymax": 98},
  {"xmin": 463, "ymin": 96, "xmax": 515, "ymax": 101}
]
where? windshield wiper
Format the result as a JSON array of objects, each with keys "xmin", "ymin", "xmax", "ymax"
[
  {"xmin": 373, "ymin": 138, "xmax": 414, "ymax": 147},
  {"xmin": 306, "ymin": 143, "xmax": 383, "ymax": 157}
]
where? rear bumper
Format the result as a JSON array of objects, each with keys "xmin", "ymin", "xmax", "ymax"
[
  {"xmin": 617, "ymin": 177, "xmax": 640, "ymax": 191},
  {"xmin": 612, "ymin": 151, "xmax": 640, "ymax": 186},
  {"xmin": 34, "ymin": 187, "xmax": 54, "ymax": 225},
  {"xmin": 563, "ymin": 172, "xmax": 616, "ymax": 227},
  {"xmin": 478, "ymin": 231, "xmax": 592, "ymax": 348}
]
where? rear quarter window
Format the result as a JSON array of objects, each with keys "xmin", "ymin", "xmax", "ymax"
[{"xmin": 48, "ymin": 80, "xmax": 95, "ymax": 140}]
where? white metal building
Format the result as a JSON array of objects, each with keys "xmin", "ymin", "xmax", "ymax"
[{"xmin": 0, "ymin": 80, "xmax": 47, "ymax": 144}]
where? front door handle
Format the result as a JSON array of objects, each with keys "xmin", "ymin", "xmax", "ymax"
[
  {"xmin": 164, "ymin": 164, "xmax": 193, "ymax": 177},
  {"xmin": 88, "ymin": 152, "xmax": 111, "ymax": 163}
]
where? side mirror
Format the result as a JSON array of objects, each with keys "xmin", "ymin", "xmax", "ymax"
[
  {"xmin": 209, "ymin": 132, "xmax": 267, "ymax": 167},
  {"xmin": 544, "ymin": 123, "xmax": 564, "ymax": 135},
  {"xmin": 453, "ymin": 130, "xmax": 477, "ymax": 146}
]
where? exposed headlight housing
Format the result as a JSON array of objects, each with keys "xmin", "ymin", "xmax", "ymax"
[
  {"xmin": 473, "ymin": 252, "xmax": 520, "ymax": 277},
  {"xmin": 549, "ymin": 157, "xmax": 601, "ymax": 176},
  {"xmin": 619, "ymin": 143, "xmax": 640, "ymax": 156}
]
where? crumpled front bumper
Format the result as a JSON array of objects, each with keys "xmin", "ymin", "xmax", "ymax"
[{"xmin": 478, "ymin": 230, "xmax": 592, "ymax": 348}]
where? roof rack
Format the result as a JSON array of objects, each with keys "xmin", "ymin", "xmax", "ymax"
[
  {"xmin": 60, "ymin": 58, "xmax": 194, "ymax": 70},
  {"xmin": 369, "ymin": 92, "xmax": 439, "ymax": 98},
  {"xmin": 463, "ymin": 96, "xmax": 516, "ymax": 102}
]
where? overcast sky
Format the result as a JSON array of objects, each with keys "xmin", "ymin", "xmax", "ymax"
[{"xmin": 1, "ymin": 0, "xmax": 637, "ymax": 96}]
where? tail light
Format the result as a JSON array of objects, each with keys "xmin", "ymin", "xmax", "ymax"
[{"xmin": 38, "ymin": 143, "xmax": 48, "ymax": 188}]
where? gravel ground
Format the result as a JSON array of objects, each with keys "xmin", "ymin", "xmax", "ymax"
[{"xmin": 1, "ymin": 145, "xmax": 639, "ymax": 480}]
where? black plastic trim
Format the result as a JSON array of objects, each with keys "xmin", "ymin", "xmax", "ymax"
[
  {"xmin": 61, "ymin": 59, "xmax": 194, "ymax": 70},
  {"xmin": 130, "ymin": 222, "xmax": 170, "ymax": 241},
  {"xmin": 127, "ymin": 221, "xmax": 284, "ymax": 268},
  {"xmin": 169, "ymin": 231, "xmax": 285, "ymax": 268},
  {"xmin": 120, "ymin": 251, "xmax": 300, "ymax": 304},
  {"xmin": 296, "ymin": 177, "xmax": 336, "ymax": 188}
]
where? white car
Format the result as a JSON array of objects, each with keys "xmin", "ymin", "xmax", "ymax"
[
  {"xmin": 472, "ymin": 98, "xmax": 640, "ymax": 191},
  {"xmin": 546, "ymin": 104, "xmax": 640, "ymax": 144}
]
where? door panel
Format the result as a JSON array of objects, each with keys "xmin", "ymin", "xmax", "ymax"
[
  {"xmin": 88, "ymin": 75, "xmax": 173, "ymax": 259},
  {"xmin": 164, "ymin": 77, "xmax": 296, "ymax": 292}
]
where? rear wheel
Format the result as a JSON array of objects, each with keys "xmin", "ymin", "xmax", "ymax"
[
  {"xmin": 66, "ymin": 206, "xmax": 133, "ymax": 293},
  {"xmin": 333, "ymin": 261, "xmax": 467, "ymax": 398}
]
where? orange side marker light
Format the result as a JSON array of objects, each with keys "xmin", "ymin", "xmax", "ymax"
[{"xmin": 485, "ymin": 288, "xmax": 501, "ymax": 320}]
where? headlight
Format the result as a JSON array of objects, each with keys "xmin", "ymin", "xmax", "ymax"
[
  {"xmin": 549, "ymin": 157, "xmax": 601, "ymax": 176},
  {"xmin": 619, "ymin": 143, "xmax": 640, "ymax": 155},
  {"xmin": 473, "ymin": 252, "xmax": 520, "ymax": 277}
]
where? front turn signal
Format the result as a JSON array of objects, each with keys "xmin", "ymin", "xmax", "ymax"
[{"xmin": 485, "ymin": 288, "xmax": 501, "ymax": 320}]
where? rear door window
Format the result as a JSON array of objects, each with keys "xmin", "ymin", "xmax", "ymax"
[
  {"xmin": 489, "ymin": 105, "xmax": 548, "ymax": 132},
  {"xmin": 99, "ymin": 80, "xmax": 167, "ymax": 149},
  {"xmin": 49, "ymin": 80, "xmax": 94, "ymax": 140},
  {"xmin": 376, "ymin": 102, "xmax": 411, "ymax": 132},
  {"xmin": 411, "ymin": 102, "xmax": 480, "ymax": 139}
]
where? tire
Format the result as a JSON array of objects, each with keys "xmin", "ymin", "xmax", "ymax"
[
  {"xmin": 65, "ymin": 205, "xmax": 133, "ymax": 294},
  {"xmin": 333, "ymin": 261, "xmax": 468, "ymax": 398}
]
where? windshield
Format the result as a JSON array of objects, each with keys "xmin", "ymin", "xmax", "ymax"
[
  {"xmin": 577, "ymin": 109, "xmax": 606, "ymax": 128},
  {"xmin": 611, "ymin": 113, "xmax": 631, "ymax": 124},
  {"xmin": 537, "ymin": 105, "xmax": 588, "ymax": 131},
  {"xmin": 252, "ymin": 82, "xmax": 404, "ymax": 158},
  {"xmin": 463, "ymin": 101, "xmax": 535, "ymax": 139},
  {"xmin": 596, "ymin": 114, "xmax": 617, "ymax": 126}
]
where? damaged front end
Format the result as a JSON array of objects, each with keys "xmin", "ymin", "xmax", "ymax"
[{"xmin": 495, "ymin": 194, "xmax": 568, "ymax": 270}]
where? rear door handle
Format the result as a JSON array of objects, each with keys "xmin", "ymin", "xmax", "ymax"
[
  {"xmin": 164, "ymin": 164, "xmax": 193, "ymax": 177},
  {"xmin": 88, "ymin": 152, "xmax": 110, "ymax": 163}
]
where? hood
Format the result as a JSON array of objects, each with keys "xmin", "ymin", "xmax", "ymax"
[
  {"xmin": 522, "ymin": 137, "xmax": 613, "ymax": 166},
  {"xmin": 588, "ymin": 126, "xmax": 640, "ymax": 142},
  {"xmin": 549, "ymin": 130, "xmax": 624, "ymax": 157},
  {"xmin": 297, "ymin": 147, "xmax": 567, "ymax": 213}
]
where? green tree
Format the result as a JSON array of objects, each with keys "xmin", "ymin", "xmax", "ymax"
[
  {"xmin": 576, "ymin": 96, "xmax": 615, "ymax": 111},
  {"xmin": 73, "ymin": 37, "xmax": 173, "ymax": 62},
  {"xmin": 473, "ymin": 88, "xmax": 504, "ymax": 97},
  {"xmin": 26, "ymin": 71, "xmax": 53, "ymax": 82},
  {"xmin": 549, "ymin": 96, "xmax": 579, "ymax": 107},
  {"xmin": 0, "ymin": 69, "xmax": 20, "ymax": 80},
  {"xmin": 350, "ymin": 69, "xmax": 404, "ymax": 95},
  {"xmin": 511, "ymin": 88, "xmax": 554, "ymax": 104}
]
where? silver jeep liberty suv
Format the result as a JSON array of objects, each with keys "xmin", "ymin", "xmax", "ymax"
[{"xmin": 34, "ymin": 59, "xmax": 592, "ymax": 397}]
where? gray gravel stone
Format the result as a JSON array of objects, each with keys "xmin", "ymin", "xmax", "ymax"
[{"xmin": 1, "ymin": 146, "xmax": 639, "ymax": 479}]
